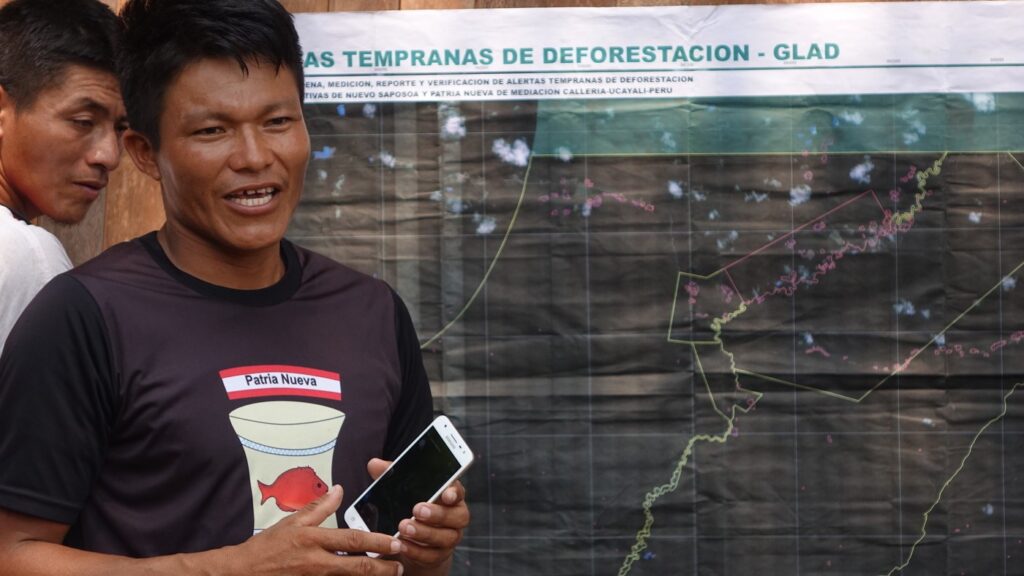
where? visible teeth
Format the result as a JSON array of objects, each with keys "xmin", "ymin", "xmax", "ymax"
[
  {"xmin": 227, "ymin": 186, "xmax": 276, "ymax": 207},
  {"xmin": 230, "ymin": 194, "xmax": 273, "ymax": 208},
  {"xmin": 241, "ymin": 187, "xmax": 274, "ymax": 196}
]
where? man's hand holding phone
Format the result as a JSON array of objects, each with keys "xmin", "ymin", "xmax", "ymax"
[
  {"xmin": 345, "ymin": 416, "xmax": 474, "ymax": 575},
  {"xmin": 367, "ymin": 458, "xmax": 471, "ymax": 573},
  {"xmin": 236, "ymin": 484, "xmax": 405, "ymax": 575}
]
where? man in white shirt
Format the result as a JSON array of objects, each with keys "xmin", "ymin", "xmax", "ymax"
[{"xmin": 0, "ymin": 0, "xmax": 126, "ymax": 350}]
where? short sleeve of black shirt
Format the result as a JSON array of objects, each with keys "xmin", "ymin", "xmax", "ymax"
[
  {"xmin": 0, "ymin": 274, "xmax": 118, "ymax": 523},
  {"xmin": 382, "ymin": 289, "xmax": 434, "ymax": 459}
]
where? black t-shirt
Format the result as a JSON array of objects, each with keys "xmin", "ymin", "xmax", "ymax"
[{"xmin": 0, "ymin": 233, "xmax": 432, "ymax": 556}]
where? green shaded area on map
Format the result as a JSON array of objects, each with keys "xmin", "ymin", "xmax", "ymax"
[{"xmin": 534, "ymin": 94, "xmax": 1024, "ymax": 155}]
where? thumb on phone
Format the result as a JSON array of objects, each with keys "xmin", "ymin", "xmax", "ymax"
[{"xmin": 367, "ymin": 458, "xmax": 392, "ymax": 481}]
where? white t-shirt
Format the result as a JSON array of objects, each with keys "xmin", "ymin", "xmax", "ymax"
[{"xmin": 0, "ymin": 205, "xmax": 71, "ymax": 353}]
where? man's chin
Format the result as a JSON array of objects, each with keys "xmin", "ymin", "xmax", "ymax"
[
  {"xmin": 222, "ymin": 222, "xmax": 292, "ymax": 253},
  {"xmin": 228, "ymin": 234, "xmax": 287, "ymax": 254},
  {"xmin": 46, "ymin": 203, "xmax": 96, "ymax": 225}
]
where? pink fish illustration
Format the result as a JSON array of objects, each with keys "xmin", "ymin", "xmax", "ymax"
[{"xmin": 258, "ymin": 466, "xmax": 328, "ymax": 512}]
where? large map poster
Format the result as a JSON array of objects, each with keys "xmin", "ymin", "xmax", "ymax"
[{"xmin": 291, "ymin": 3, "xmax": 1024, "ymax": 574}]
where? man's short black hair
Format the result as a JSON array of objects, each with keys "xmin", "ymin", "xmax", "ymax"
[
  {"xmin": 119, "ymin": 0, "xmax": 304, "ymax": 149},
  {"xmin": 0, "ymin": 0, "xmax": 120, "ymax": 108}
]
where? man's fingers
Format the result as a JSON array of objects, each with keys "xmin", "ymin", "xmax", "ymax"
[
  {"xmin": 440, "ymin": 481, "xmax": 465, "ymax": 505},
  {"xmin": 395, "ymin": 519, "xmax": 460, "ymax": 568},
  {"xmin": 313, "ymin": 526, "xmax": 403, "ymax": 557},
  {"xmin": 341, "ymin": 556, "xmax": 406, "ymax": 576},
  {"xmin": 398, "ymin": 519, "xmax": 462, "ymax": 550},
  {"xmin": 279, "ymin": 484, "xmax": 344, "ymax": 528},
  {"xmin": 398, "ymin": 536, "xmax": 455, "ymax": 567},
  {"xmin": 367, "ymin": 458, "xmax": 391, "ymax": 480},
  {"xmin": 331, "ymin": 555, "xmax": 405, "ymax": 576},
  {"xmin": 412, "ymin": 493, "xmax": 470, "ymax": 530}
]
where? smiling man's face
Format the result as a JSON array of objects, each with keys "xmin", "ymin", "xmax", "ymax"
[
  {"xmin": 140, "ymin": 57, "xmax": 310, "ymax": 257},
  {"xmin": 0, "ymin": 64, "xmax": 126, "ymax": 222}
]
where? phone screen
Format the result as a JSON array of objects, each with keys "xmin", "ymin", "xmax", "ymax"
[{"xmin": 350, "ymin": 426, "xmax": 461, "ymax": 536}]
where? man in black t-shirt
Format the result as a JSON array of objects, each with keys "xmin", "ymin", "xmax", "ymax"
[{"xmin": 0, "ymin": 1, "xmax": 469, "ymax": 575}]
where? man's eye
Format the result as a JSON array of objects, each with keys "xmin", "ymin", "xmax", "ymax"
[
  {"xmin": 267, "ymin": 117, "xmax": 292, "ymax": 127},
  {"xmin": 71, "ymin": 118, "xmax": 94, "ymax": 129},
  {"xmin": 194, "ymin": 126, "xmax": 223, "ymax": 136}
]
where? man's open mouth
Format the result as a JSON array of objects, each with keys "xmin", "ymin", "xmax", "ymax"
[{"xmin": 226, "ymin": 186, "xmax": 279, "ymax": 208}]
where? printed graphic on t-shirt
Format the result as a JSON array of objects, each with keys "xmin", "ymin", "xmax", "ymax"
[
  {"xmin": 258, "ymin": 466, "xmax": 329, "ymax": 512},
  {"xmin": 220, "ymin": 366, "xmax": 344, "ymax": 532}
]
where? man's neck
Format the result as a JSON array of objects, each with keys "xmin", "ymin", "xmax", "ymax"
[
  {"xmin": 157, "ymin": 227, "xmax": 285, "ymax": 290},
  {"xmin": 0, "ymin": 203, "xmax": 31, "ymax": 223},
  {"xmin": 0, "ymin": 178, "xmax": 33, "ymax": 222}
]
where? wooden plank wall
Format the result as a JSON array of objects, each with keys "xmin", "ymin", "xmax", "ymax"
[{"xmin": 0, "ymin": 0, "xmax": 905, "ymax": 263}]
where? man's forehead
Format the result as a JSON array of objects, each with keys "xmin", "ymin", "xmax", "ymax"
[
  {"xmin": 167, "ymin": 58, "xmax": 299, "ymax": 114},
  {"xmin": 27, "ymin": 64, "xmax": 121, "ymax": 109},
  {"xmin": 173, "ymin": 56, "xmax": 294, "ymax": 89},
  {"xmin": 178, "ymin": 98, "xmax": 293, "ymax": 122},
  {"xmin": 69, "ymin": 95, "xmax": 124, "ymax": 116}
]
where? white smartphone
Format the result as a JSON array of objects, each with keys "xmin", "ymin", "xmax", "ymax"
[{"xmin": 344, "ymin": 415, "xmax": 474, "ymax": 554}]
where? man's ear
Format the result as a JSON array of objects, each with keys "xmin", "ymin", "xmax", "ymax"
[
  {"xmin": 123, "ymin": 129, "xmax": 161, "ymax": 181},
  {"xmin": 0, "ymin": 85, "xmax": 11, "ymax": 141}
]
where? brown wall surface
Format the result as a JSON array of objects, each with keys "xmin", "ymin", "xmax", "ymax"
[{"xmin": 0, "ymin": 0, "xmax": 915, "ymax": 264}]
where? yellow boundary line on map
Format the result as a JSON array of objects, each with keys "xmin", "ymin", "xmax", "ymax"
[
  {"xmin": 420, "ymin": 157, "xmax": 534, "ymax": 349},
  {"xmin": 880, "ymin": 382, "xmax": 1020, "ymax": 576},
  {"xmin": 621, "ymin": 151, "xmax": 1020, "ymax": 574}
]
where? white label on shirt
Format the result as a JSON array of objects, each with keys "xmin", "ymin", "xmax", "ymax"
[{"xmin": 219, "ymin": 365, "xmax": 342, "ymax": 401}]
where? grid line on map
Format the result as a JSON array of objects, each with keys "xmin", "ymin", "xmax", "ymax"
[
  {"xmin": 583, "ymin": 109, "xmax": 596, "ymax": 576},
  {"xmin": 997, "ymin": 112, "xmax": 1008, "ymax": 576},
  {"xmin": 688, "ymin": 99, "xmax": 699, "ymax": 576},
  {"xmin": 891, "ymin": 94, "xmax": 906, "ymax": 563},
  {"xmin": 479, "ymin": 100, "xmax": 495, "ymax": 576},
  {"xmin": 789, "ymin": 104, "xmax": 803, "ymax": 574}
]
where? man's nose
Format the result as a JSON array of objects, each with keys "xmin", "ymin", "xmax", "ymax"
[
  {"xmin": 229, "ymin": 126, "xmax": 274, "ymax": 172},
  {"xmin": 86, "ymin": 126, "xmax": 122, "ymax": 172}
]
